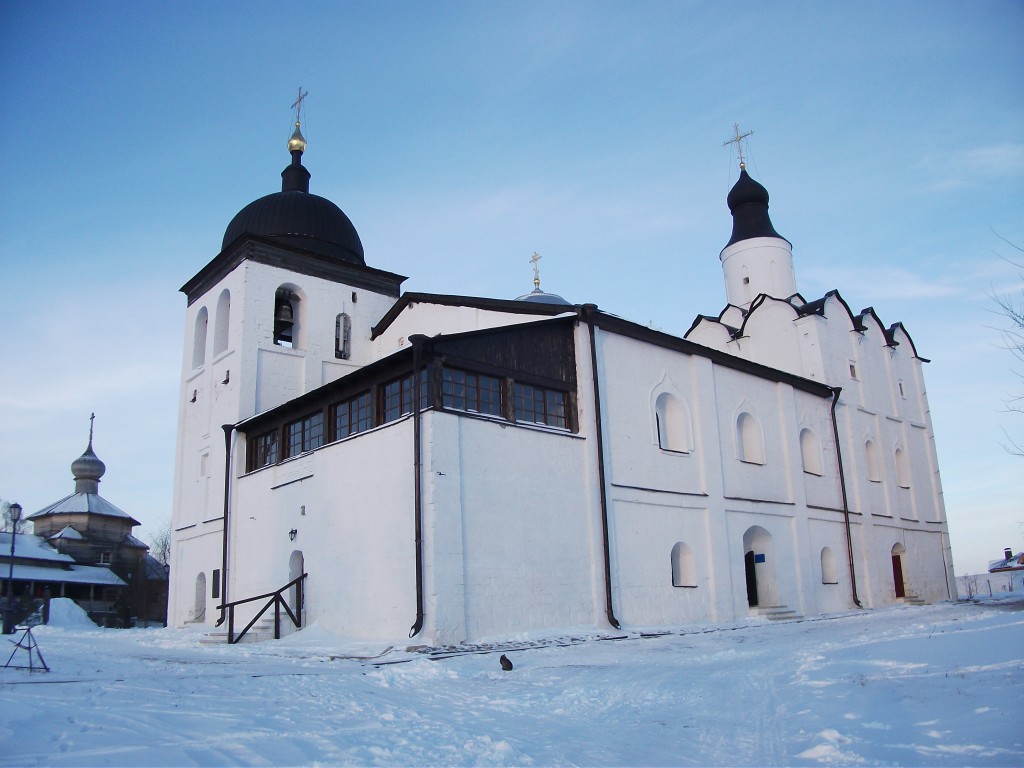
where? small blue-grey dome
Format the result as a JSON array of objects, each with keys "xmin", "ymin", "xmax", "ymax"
[{"xmin": 515, "ymin": 287, "xmax": 571, "ymax": 306}]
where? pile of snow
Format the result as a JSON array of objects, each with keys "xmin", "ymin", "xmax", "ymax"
[
  {"xmin": 2, "ymin": 597, "xmax": 1022, "ymax": 765},
  {"xmin": 44, "ymin": 597, "xmax": 98, "ymax": 629}
]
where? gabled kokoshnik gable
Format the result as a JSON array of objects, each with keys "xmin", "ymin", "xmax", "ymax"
[{"xmin": 168, "ymin": 124, "xmax": 953, "ymax": 645}]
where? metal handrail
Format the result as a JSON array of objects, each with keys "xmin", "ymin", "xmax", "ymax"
[{"xmin": 218, "ymin": 573, "xmax": 306, "ymax": 644}]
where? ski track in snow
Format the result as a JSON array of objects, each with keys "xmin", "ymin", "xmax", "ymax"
[{"xmin": 0, "ymin": 599, "xmax": 1022, "ymax": 766}]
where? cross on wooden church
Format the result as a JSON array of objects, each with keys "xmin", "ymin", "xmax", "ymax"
[{"xmin": 723, "ymin": 123, "xmax": 754, "ymax": 168}]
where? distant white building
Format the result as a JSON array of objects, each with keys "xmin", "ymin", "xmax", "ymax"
[{"xmin": 168, "ymin": 125, "xmax": 954, "ymax": 644}]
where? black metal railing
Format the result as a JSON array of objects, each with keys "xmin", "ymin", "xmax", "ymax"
[{"xmin": 219, "ymin": 573, "xmax": 306, "ymax": 644}]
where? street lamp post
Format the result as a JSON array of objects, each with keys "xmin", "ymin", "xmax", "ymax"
[{"xmin": 4, "ymin": 502, "xmax": 23, "ymax": 635}]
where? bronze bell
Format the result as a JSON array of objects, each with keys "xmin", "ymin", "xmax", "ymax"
[
  {"xmin": 274, "ymin": 296, "xmax": 294, "ymax": 344},
  {"xmin": 275, "ymin": 297, "xmax": 294, "ymax": 326}
]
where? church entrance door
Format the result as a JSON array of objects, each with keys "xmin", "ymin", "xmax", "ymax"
[
  {"xmin": 744, "ymin": 551, "xmax": 758, "ymax": 607},
  {"xmin": 891, "ymin": 543, "xmax": 906, "ymax": 598},
  {"xmin": 741, "ymin": 525, "xmax": 777, "ymax": 609}
]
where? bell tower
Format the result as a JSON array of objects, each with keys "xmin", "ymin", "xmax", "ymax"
[
  {"xmin": 718, "ymin": 127, "xmax": 796, "ymax": 309},
  {"xmin": 168, "ymin": 99, "xmax": 405, "ymax": 627}
]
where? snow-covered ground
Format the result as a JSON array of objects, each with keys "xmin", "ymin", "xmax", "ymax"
[{"xmin": 1, "ymin": 597, "xmax": 1021, "ymax": 766}]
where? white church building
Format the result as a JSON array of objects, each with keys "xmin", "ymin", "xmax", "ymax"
[{"xmin": 169, "ymin": 121, "xmax": 954, "ymax": 644}]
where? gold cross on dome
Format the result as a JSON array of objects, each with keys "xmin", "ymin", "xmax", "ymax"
[
  {"xmin": 723, "ymin": 123, "xmax": 754, "ymax": 169},
  {"xmin": 291, "ymin": 87, "xmax": 309, "ymax": 125},
  {"xmin": 529, "ymin": 251, "xmax": 542, "ymax": 288}
]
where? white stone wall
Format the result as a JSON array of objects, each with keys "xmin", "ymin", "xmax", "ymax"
[
  {"xmin": 230, "ymin": 418, "xmax": 417, "ymax": 639},
  {"xmin": 170, "ymin": 251, "xmax": 401, "ymax": 628},
  {"xmin": 422, "ymin": 411, "xmax": 600, "ymax": 643}
]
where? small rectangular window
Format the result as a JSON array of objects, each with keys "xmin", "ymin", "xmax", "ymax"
[
  {"xmin": 849, "ymin": 362, "xmax": 858, "ymax": 379},
  {"xmin": 247, "ymin": 430, "xmax": 279, "ymax": 471},
  {"xmin": 96, "ymin": 552, "xmax": 112, "ymax": 566},
  {"xmin": 382, "ymin": 370, "xmax": 428, "ymax": 423},
  {"xmin": 284, "ymin": 412, "xmax": 324, "ymax": 458},
  {"xmin": 513, "ymin": 382, "xmax": 567, "ymax": 429},
  {"xmin": 332, "ymin": 391, "xmax": 373, "ymax": 439},
  {"xmin": 211, "ymin": 569, "xmax": 221, "ymax": 599},
  {"xmin": 442, "ymin": 368, "xmax": 502, "ymax": 416}
]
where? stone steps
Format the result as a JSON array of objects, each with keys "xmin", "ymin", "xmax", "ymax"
[
  {"xmin": 199, "ymin": 618, "xmax": 277, "ymax": 644},
  {"xmin": 900, "ymin": 594, "xmax": 927, "ymax": 606},
  {"xmin": 753, "ymin": 605, "xmax": 803, "ymax": 621}
]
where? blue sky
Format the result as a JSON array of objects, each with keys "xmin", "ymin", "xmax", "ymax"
[{"xmin": 0, "ymin": 1, "xmax": 1021, "ymax": 576}]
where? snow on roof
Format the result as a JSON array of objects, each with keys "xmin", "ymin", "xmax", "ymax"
[
  {"xmin": 7, "ymin": 562, "xmax": 126, "ymax": 586},
  {"xmin": 49, "ymin": 525, "xmax": 85, "ymax": 541},
  {"xmin": 122, "ymin": 532, "xmax": 149, "ymax": 549},
  {"xmin": 0, "ymin": 532, "xmax": 75, "ymax": 563},
  {"xmin": 29, "ymin": 492, "xmax": 141, "ymax": 525},
  {"xmin": 989, "ymin": 552, "xmax": 1024, "ymax": 572}
]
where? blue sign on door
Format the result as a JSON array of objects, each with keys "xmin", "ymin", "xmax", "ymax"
[{"xmin": 754, "ymin": 553, "xmax": 766, "ymax": 563}]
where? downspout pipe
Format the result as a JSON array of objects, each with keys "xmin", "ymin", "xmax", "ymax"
[
  {"xmin": 216, "ymin": 423, "xmax": 235, "ymax": 626},
  {"xmin": 408, "ymin": 335, "xmax": 427, "ymax": 638},
  {"xmin": 829, "ymin": 387, "xmax": 862, "ymax": 608},
  {"xmin": 582, "ymin": 305, "xmax": 621, "ymax": 630}
]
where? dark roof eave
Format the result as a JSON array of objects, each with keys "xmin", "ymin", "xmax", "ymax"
[
  {"xmin": 371, "ymin": 292, "xmax": 579, "ymax": 339},
  {"xmin": 180, "ymin": 236, "xmax": 407, "ymax": 306}
]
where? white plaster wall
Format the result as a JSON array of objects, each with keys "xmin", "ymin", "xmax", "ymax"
[
  {"xmin": 806, "ymin": 516, "xmax": 857, "ymax": 613},
  {"xmin": 712, "ymin": 369, "xmax": 794, "ymax": 505},
  {"xmin": 720, "ymin": 237, "xmax": 797, "ymax": 309},
  {"xmin": 609, "ymin": 499, "xmax": 716, "ymax": 625},
  {"xmin": 426, "ymin": 412, "xmax": 597, "ymax": 641},
  {"xmin": 170, "ymin": 521, "xmax": 224, "ymax": 625},
  {"xmin": 230, "ymin": 419, "xmax": 416, "ymax": 639},
  {"xmin": 598, "ymin": 335, "xmax": 707, "ymax": 496},
  {"xmin": 171, "ymin": 266, "xmax": 250, "ymax": 627},
  {"xmin": 863, "ymin": 522, "xmax": 951, "ymax": 605}
]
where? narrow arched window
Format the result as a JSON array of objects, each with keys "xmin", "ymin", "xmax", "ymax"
[
  {"xmin": 737, "ymin": 412, "xmax": 765, "ymax": 464},
  {"xmin": 800, "ymin": 428, "xmax": 823, "ymax": 476},
  {"xmin": 671, "ymin": 542, "xmax": 697, "ymax": 587},
  {"xmin": 820, "ymin": 547, "xmax": 838, "ymax": 584},
  {"xmin": 894, "ymin": 447, "xmax": 910, "ymax": 488},
  {"xmin": 213, "ymin": 289, "xmax": 230, "ymax": 356},
  {"xmin": 865, "ymin": 439, "xmax": 881, "ymax": 482},
  {"xmin": 655, "ymin": 393, "xmax": 692, "ymax": 453},
  {"xmin": 192, "ymin": 307, "xmax": 208, "ymax": 369}
]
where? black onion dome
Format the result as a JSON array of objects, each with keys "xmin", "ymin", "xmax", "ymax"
[
  {"xmin": 222, "ymin": 149, "xmax": 365, "ymax": 264},
  {"xmin": 724, "ymin": 168, "xmax": 788, "ymax": 248}
]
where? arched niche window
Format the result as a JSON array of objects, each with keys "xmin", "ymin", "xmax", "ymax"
[
  {"xmin": 894, "ymin": 447, "xmax": 910, "ymax": 488},
  {"xmin": 820, "ymin": 546, "xmax": 838, "ymax": 584},
  {"xmin": 736, "ymin": 411, "xmax": 765, "ymax": 465},
  {"xmin": 655, "ymin": 392, "xmax": 693, "ymax": 453},
  {"xmin": 671, "ymin": 542, "xmax": 697, "ymax": 588},
  {"xmin": 213, "ymin": 289, "xmax": 230, "ymax": 356},
  {"xmin": 193, "ymin": 572, "xmax": 207, "ymax": 622},
  {"xmin": 800, "ymin": 428, "xmax": 823, "ymax": 476},
  {"xmin": 865, "ymin": 439, "xmax": 881, "ymax": 483},
  {"xmin": 192, "ymin": 307, "xmax": 208, "ymax": 369},
  {"xmin": 273, "ymin": 286, "xmax": 302, "ymax": 348}
]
